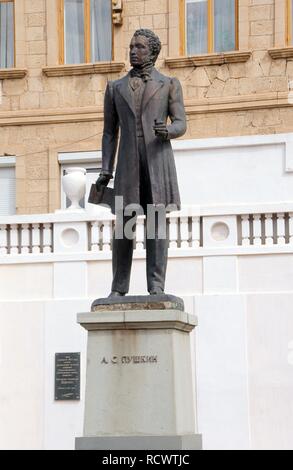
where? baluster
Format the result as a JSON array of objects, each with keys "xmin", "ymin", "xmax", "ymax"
[
  {"xmin": 277, "ymin": 213, "xmax": 286, "ymax": 245},
  {"xmin": 241, "ymin": 215, "xmax": 250, "ymax": 246},
  {"xmin": 10, "ymin": 224, "xmax": 19, "ymax": 255},
  {"xmin": 264, "ymin": 213, "xmax": 274, "ymax": 245},
  {"xmin": 289, "ymin": 213, "xmax": 293, "ymax": 244},
  {"xmin": 252, "ymin": 214, "xmax": 262, "ymax": 246},
  {"xmin": 180, "ymin": 216, "xmax": 189, "ymax": 248},
  {"xmin": 20, "ymin": 223, "xmax": 30, "ymax": 254},
  {"xmin": 169, "ymin": 214, "xmax": 178, "ymax": 249},
  {"xmin": 0, "ymin": 224, "xmax": 8, "ymax": 255},
  {"xmin": 43, "ymin": 223, "xmax": 52, "ymax": 253},
  {"xmin": 90, "ymin": 221, "xmax": 100, "ymax": 252},
  {"xmin": 102, "ymin": 220, "xmax": 111, "ymax": 252},
  {"xmin": 136, "ymin": 216, "xmax": 145, "ymax": 251},
  {"xmin": 191, "ymin": 216, "xmax": 200, "ymax": 248},
  {"xmin": 32, "ymin": 223, "xmax": 41, "ymax": 253}
]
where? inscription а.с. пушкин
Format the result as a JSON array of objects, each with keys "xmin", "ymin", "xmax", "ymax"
[{"xmin": 101, "ymin": 355, "xmax": 158, "ymax": 365}]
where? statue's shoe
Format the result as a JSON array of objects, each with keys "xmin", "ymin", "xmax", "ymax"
[
  {"xmin": 149, "ymin": 288, "xmax": 164, "ymax": 295},
  {"xmin": 108, "ymin": 291, "xmax": 126, "ymax": 298}
]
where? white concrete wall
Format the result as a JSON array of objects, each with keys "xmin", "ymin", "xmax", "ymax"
[
  {"xmin": 1, "ymin": 252, "xmax": 293, "ymax": 450},
  {"xmin": 174, "ymin": 133, "xmax": 293, "ymax": 206}
]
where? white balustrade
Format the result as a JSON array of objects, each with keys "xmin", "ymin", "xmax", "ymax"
[
  {"xmin": 252, "ymin": 214, "xmax": 262, "ymax": 246},
  {"xmin": 0, "ymin": 224, "xmax": 8, "ymax": 255},
  {"xmin": 43, "ymin": 223, "xmax": 53, "ymax": 253},
  {"xmin": 90, "ymin": 221, "xmax": 100, "ymax": 252},
  {"xmin": 277, "ymin": 213, "xmax": 286, "ymax": 245},
  {"xmin": 265, "ymin": 213, "xmax": 274, "ymax": 246},
  {"xmin": 20, "ymin": 224, "xmax": 30, "ymax": 254},
  {"xmin": 102, "ymin": 220, "xmax": 112, "ymax": 252},
  {"xmin": 32, "ymin": 223, "xmax": 41, "ymax": 254},
  {"xmin": 169, "ymin": 214, "xmax": 179, "ymax": 249},
  {"xmin": 191, "ymin": 216, "xmax": 200, "ymax": 248},
  {"xmin": 1, "ymin": 205, "xmax": 293, "ymax": 259},
  {"xmin": 241, "ymin": 215, "xmax": 250, "ymax": 246},
  {"xmin": 10, "ymin": 224, "xmax": 19, "ymax": 255},
  {"xmin": 180, "ymin": 216, "xmax": 189, "ymax": 248}
]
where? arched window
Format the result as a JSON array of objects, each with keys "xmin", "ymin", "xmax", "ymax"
[
  {"xmin": 58, "ymin": 0, "xmax": 113, "ymax": 65},
  {"xmin": 181, "ymin": 0, "xmax": 238, "ymax": 55},
  {"xmin": 0, "ymin": 0, "xmax": 14, "ymax": 68}
]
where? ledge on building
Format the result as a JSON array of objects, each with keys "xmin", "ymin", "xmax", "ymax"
[
  {"xmin": 0, "ymin": 68, "xmax": 27, "ymax": 79},
  {"xmin": 268, "ymin": 47, "xmax": 293, "ymax": 59},
  {"xmin": 42, "ymin": 61, "xmax": 125, "ymax": 77},
  {"xmin": 165, "ymin": 51, "xmax": 252, "ymax": 68}
]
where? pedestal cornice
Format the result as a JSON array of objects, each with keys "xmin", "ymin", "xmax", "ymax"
[{"xmin": 77, "ymin": 309, "xmax": 197, "ymax": 332}]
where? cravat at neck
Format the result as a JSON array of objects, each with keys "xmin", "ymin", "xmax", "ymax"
[{"xmin": 130, "ymin": 64, "xmax": 153, "ymax": 82}]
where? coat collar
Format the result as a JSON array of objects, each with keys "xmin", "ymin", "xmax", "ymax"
[
  {"xmin": 142, "ymin": 68, "xmax": 165, "ymax": 111},
  {"xmin": 116, "ymin": 68, "xmax": 165, "ymax": 116}
]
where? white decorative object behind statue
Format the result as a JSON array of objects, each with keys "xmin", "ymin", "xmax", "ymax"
[{"xmin": 62, "ymin": 167, "xmax": 86, "ymax": 211}]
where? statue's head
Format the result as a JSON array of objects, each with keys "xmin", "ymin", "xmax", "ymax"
[{"xmin": 130, "ymin": 29, "xmax": 162, "ymax": 67}]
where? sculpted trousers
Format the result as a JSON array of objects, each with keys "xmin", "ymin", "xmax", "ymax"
[{"xmin": 111, "ymin": 137, "xmax": 168, "ymax": 294}]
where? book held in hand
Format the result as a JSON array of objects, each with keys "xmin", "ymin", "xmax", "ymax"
[{"xmin": 88, "ymin": 184, "xmax": 114, "ymax": 210}]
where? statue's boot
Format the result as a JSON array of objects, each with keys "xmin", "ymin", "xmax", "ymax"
[
  {"xmin": 149, "ymin": 287, "xmax": 164, "ymax": 295},
  {"xmin": 108, "ymin": 291, "xmax": 126, "ymax": 298}
]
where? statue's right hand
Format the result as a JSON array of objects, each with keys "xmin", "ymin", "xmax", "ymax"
[{"xmin": 96, "ymin": 172, "xmax": 112, "ymax": 191}]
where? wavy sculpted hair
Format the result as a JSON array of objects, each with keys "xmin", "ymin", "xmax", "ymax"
[{"xmin": 133, "ymin": 29, "xmax": 162, "ymax": 64}]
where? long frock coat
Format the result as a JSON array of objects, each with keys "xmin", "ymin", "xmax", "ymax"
[{"xmin": 101, "ymin": 68, "xmax": 187, "ymax": 213}]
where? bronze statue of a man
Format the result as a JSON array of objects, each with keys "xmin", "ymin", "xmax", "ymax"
[{"xmin": 96, "ymin": 29, "xmax": 186, "ymax": 297}]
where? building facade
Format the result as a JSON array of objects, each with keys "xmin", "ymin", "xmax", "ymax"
[
  {"xmin": 0, "ymin": 0, "xmax": 292, "ymax": 214},
  {"xmin": 1, "ymin": 0, "xmax": 293, "ymax": 450}
]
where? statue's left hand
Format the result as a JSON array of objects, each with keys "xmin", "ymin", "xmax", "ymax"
[
  {"xmin": 153, "ymin": 120, "xmax": 168, "ymax": 140},
  {"xmin": 95, "ymin": 172, "xmax": 112, "ymax": 191}
]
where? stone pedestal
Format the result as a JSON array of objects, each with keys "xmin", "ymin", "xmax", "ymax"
[{"xmin": 76, "ymin": 298, "xmax": 202, "ymax": 450}]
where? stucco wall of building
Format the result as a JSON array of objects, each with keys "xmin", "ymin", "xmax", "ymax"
[{"xmin": 0, "ymin": 0, "xmax": 293, "ymax": 214}]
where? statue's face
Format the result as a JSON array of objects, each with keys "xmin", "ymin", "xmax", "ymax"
[{"xmin": 129, "ymin": 35, "xmax": 152, "ymax": 67}]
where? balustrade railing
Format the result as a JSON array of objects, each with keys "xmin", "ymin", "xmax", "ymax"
[
  {"xmin": 88, "ymin": 213, "xmax": 202, "ymax": 252},
  {"xmin": 0, "ymin": 223, "xmax": 53, "ymax": 255},
  {"xmin": 239, "ymin": 212, "xmax": 291, "ymax": 246},
  {"xmin": 1, "ymin": 205, "xmax": 293, "ymax": 258}
]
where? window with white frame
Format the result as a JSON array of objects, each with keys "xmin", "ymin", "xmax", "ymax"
[
  {"xmin": 0, "ymin": 0, "xmax": 14, "ymax": 68},
  {"xmin": 0, "ymin": 157, "xmax": 16, "ymax": 216},
  {"xmin": 58, "ymin": 151, "xmax": 106, "ymax": 211}
]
